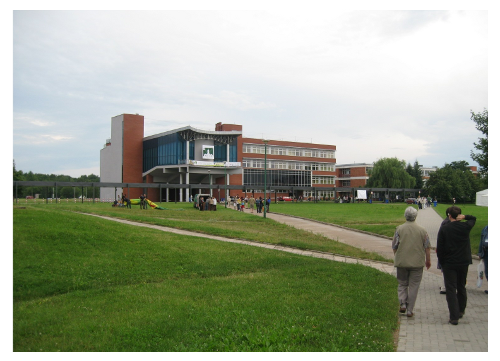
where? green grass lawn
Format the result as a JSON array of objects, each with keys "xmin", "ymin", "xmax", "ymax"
[
  {"xmin": 13, "ymin": 200, "xmax": 486, "ymax": 351},
  {"xmin": 266, "ymin": 201, "xmax": 488, "ymax": 251},
  {"xmin": 13, "ymin": 206, "xmax": 398, "ymax": 351}
]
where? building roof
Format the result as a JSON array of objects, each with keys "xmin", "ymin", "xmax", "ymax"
[{"xmin": 144, "ymin": 125, "xmax": 242, "ymax": 144}]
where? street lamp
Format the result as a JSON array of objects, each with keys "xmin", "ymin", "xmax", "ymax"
[
  {"xmin": 224, "ymin": 161, "xmax": 227, "ymax": 208},
  {"xmin": 263, "ymin": 139, "xmax": 269, "ymax": 218}
]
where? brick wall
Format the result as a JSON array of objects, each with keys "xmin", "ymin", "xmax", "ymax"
[{"xmin": 122, "ymin": 114, "xmax": 144, "ymax": 199}]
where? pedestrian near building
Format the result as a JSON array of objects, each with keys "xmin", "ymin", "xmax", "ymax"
[
  {"xmin": 249, "ymin": 196, "xmax": 255, "ymax": 213},
  {"xmin": 256, "ymin": 197, "xmax": 262, "ymax": 213},
  {"xmin": 437, "ymin": 206, "xmax": 476, "ymax": 325},
  {"xmin": 392, "ymin": 207, "xmax": 431, "ymax": 318}
]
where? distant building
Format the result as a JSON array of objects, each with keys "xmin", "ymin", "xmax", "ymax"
[
  {"xmin": 99, "ymin": 113, "xmax": 478, "ymax": 202},
  {"xmin": 100, "ymin": 114, "xmax": 337, "ymax": 201}
]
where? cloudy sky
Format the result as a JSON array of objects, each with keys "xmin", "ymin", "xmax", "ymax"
[{"xmin": 12, "ymin": 7, "xmax": 489, "ymax": 177}]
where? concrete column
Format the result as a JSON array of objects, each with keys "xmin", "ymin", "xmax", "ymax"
[
  {"xmin": 179, "ymin": 174, "xmax": 184, "ymax": 202},
  {"xmin": 186, "ymin": 172, "xmax": 190, "ymax": 202}
]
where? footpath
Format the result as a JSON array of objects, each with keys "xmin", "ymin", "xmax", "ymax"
[
  {"xmin": 244, "ymin": 205, "xmax": 488, "ymax": 352},
  {"xmin": 85, "ymin": 205, "xmax": 488, "ymax": 352}
]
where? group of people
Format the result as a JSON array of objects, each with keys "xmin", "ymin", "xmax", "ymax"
[
  {"xmin": 416, "ymin": 196, "xmax": 433, "ymax": 209},
  {"xmin": 112, "ymin": 194, "xmax": 149, "ymax": 209},
  {"xmin": 232, "ymin": 195, "xmax": 270, "ymax": 213},
  {"xmin": 392, "ymin": 205, "xmax": 487, "ymax": 325},
  {"xmin": 112, "ymin": 194, "xmax": 132, "ymax": 208},
  {"xmin": 197, "ymin": 196, "xmax": 218, "ymax": 211}
]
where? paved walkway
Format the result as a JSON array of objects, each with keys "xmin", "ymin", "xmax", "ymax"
[
  {"xmin": 248, "ymin": 205, "xmax": 488, "ymax": 352},
  {"xmin": 83, "ymin": 205, "xmax": 488, "ymax": 352}
]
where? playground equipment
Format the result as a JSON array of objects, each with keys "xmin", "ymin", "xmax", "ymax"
[{"xmin": 128, "ymin": 198, "xmax": 168, "ymax": 210}]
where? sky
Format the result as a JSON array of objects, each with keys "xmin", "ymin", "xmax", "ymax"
[{"xmin": 10, "ymin": 6, "xmax": 491, "ymax": 178}]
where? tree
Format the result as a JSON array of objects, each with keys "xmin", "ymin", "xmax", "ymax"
[
  {"xmin": 424, "ymin": 161, "xmax": 481, "ymax": 202},
  {"xmin": 470, "ymin": 109, "xmax": 488, "ymax": 177},
  {"xmin": 406, "ymin": 161, "xmax": 424, "ymax": 189},
  {"xmin": 12, "ymin": 166, "xmax": 101, "ymax": 198},
  {"xmin": 366, "ymin": 157, "xmax": 416, "ymax": 188},
  {"xmin": 13, "ymin": 160, "xmax": 23, "ymax": 182}
]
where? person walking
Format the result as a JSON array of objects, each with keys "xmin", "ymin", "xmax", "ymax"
[
  {"xmin": 248, "ymin": 196, "xmax": 256, "ymax": 213},
  {"xmin": 437, "ymin": 207, "xmax": 457, "ymax": 294},
  {"xmin": 392, "ymin": 207, "xmax": 431, "ymax": 317},
  {"xmin": 256, "ymin": 197, "xmax": 262, "ymax": 213},
  {"xmin": 437, "ymin": 206, "xmax": 476, "ymax": 325},
  {"xmin": 478, "ymin": 225, "xmax": 488, "ymax": 294}
]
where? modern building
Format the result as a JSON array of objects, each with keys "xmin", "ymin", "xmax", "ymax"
[
  {"xmin": 102, "ymin": 113, "xmax": 475, "ymax": 203},
  {"xmin": 100, "ymin": 114, "xmax": 337, "ymax": 202},
  {"xmin": 334, "ymin": 163, "xmax": 373, "ymax": 198}
]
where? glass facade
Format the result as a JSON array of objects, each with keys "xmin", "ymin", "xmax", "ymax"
[
  {"xmin": 143, "ymin": 133, "xmax": 186, "ymax": 172},
  {"xmin": 143, "ymin": 134, "xmax": 238, "ymax": 172},
  {"xmin": 244, "ymin": 169, "xmax": 311, "ymax": 187}
]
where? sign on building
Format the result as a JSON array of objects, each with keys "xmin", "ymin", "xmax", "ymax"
[{"xmin": 202, "ymin": 146, "xmax": 214, "ymax": 160}]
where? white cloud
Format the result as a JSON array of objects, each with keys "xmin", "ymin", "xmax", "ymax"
[{"xmin": 12, "ymin": 9, "xmax": 489, "ymax": 176}]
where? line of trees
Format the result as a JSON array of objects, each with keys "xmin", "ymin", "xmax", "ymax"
[
  {"xmin": 14, "ymin": 109, "xmax": 487, "ymax": 203},
  {"xmin": 13, "ymin": 163, "xmax": 100, "ymax": 199},
  {"xmin": 365, "ymin": 108, "xmax": 487, "ymax": 203},
  {"xmin": 366, "ymin": 157, "xmax": 484, "ymax": 203}
]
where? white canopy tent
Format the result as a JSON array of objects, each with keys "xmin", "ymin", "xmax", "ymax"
[{"xmin": 476, "ymin": 189, "xmax": 488, "ymax": 207}]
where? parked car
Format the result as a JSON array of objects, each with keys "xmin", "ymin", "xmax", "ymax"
[{"xmin": 406, "ymin": 198, "xmax": 417, "ymax": 204}]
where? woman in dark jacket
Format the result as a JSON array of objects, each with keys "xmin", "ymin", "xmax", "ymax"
[{"xmin": 437, "ymin": 206, "xmax": 476, "ymax": 325}]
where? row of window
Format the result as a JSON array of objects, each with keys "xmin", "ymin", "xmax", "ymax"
[
  {"xmin": 312, "ymin": 176, "xmax": 336, "ymax": 185},
  {"xmin": 242, "ymin": 158, "xmax": 335, "ymax": 172},
  {"xmin": 238, "ymin": 190, "xmax": 337, "ymax": 198},
  {"xmin": 303, "ymin": 190, "xmax": 336, "ymax": 198},
  {"xmin": 244, "ymin": 169, "xmax": 311, "ymax": 187},
  {"xmin": 243, "ymin": 144, "xmax": 335, "ymax": 159}
]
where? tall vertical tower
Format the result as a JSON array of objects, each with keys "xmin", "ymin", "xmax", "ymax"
[{"xmin": 100, "ymin": 114, "xmax": 144, "ymax": 200}]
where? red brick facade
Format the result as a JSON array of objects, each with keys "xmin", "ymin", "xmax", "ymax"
[{"xmin": 122, "ymin": 114, "xmax": 144, "ymax": 199}]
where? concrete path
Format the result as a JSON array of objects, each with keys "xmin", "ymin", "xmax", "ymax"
[
  {"xmin": 247, "ymin": 205, "xmax": 488, "ymax": 352},
  {"xmin": 83, "ymin": 206, "xmax": 488, "ymax": 352}
]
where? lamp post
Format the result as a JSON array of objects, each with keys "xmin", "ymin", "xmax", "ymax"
[
  {"xmin": 224, "ymin": 161, "xmax": 227, "ymax": 208},
  {"xmin": 263, "ymin": 139, "xmax": 269, "ymax": 218}
]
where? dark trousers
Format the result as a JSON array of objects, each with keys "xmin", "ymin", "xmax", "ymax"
[{"xmin": 442, "ymin": 265, "xmax": 469, "ymax": 321}]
